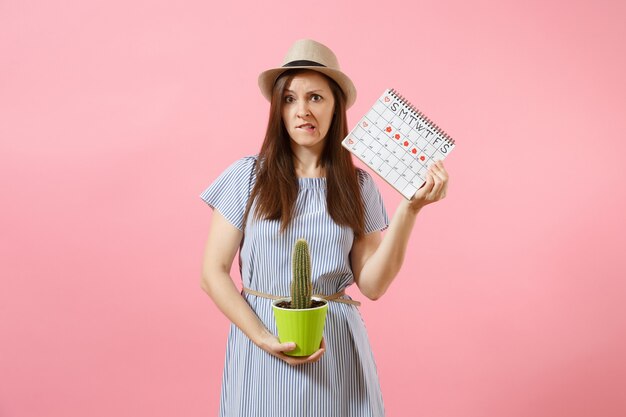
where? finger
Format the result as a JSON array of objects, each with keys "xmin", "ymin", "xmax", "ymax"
[
  {"xmin": 428, "ymin": 170, "xmax": 444, "ymax": 187},
  {"xmin": 428, "ymin": 161, "xmax": 444, "ymax": 177},
  {"xmin": 430, "ymin": 163, "xmax": 449, "ymax": 183},
  {"xmin": 427, "ymin": 177, "xmax": 444, "ymax": 200},
  {"xmin": 279, "ymin": 347, "xmax": 326, "ymax": 366},
  {"xmin": 272, "ymin": 341, "xmax": 296, "ymax": 353},
  {"xmin": 434, "ymin": 161, "xmax": 450, "ymax": 182},
  {"xmin": 427, "ymin": 164, "xmax": 443, "ymax": 187},
  {"xmin": 423, "ymin": 171, "xmax": 435, "ymax": 189},
  {"xmin": 438, "ymin": 179, "xmax": 448, "ymax": 199},
  {"xmin": 413, "ymin": 172, "xmax": 434, "ymax": 200},
  {"xmin": 438, "ymin": 162, "xmax": 449, "ymax": 179},
  {"xmin": 274, "ymin": 351, "xmax": 303, "ymax": 365},
  {"xmin": 305, "ymin": 347, "xmax": 326, "ymax": 363},
  {"xmin": 281, "ymin": 355, "xmax": 301, "ymax": 366},
  {"xmin": 409, "ymin": 174, "xmax": 431, "ymax": 201},
  {"xmin": 429, "ymin": 162, "xmax": 448, "ymax": 192}
]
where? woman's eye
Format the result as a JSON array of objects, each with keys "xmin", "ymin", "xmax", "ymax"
[
  {"xmin": 311, "ymin": 94, "xmax": 322, "ymax": 102},
  {"xmin": 284, "ymin": 96, "xmax": 294, "ymax": 103}
]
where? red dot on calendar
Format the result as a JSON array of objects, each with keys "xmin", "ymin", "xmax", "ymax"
[
  {"xmin": 411, "ymin": 148, "xmax": 417, "ymax": 154},
  {"xmin": 403, "ymin": 141, "xmax": 409, "ymax": 146},
  {"xmin": 384, "ymin": 96, "xmax": 390, "ymax": 102},
  {"xmin": 385, "ymin": 126, "xmax": 392, "ymax": 133},
  {"xmin": 420, "ymin": 156, "xmax": 426, "ymax": 161},
  {"xmin": 362, "ymin": 121, "xmax": 368, "ymax": 127},
  {"xmin": 394, "ymin": 134, "xmax": 400, "ymax": 139}
]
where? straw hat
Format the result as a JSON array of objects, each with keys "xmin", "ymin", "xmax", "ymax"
[{"xmin": 258, "ymin": 39, "xmax": 357, "ymax": 109}]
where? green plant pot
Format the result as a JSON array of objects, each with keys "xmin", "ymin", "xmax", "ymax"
[{"xmin": 272, "ymin": 297, "xmax": 328, "ymax": 357}]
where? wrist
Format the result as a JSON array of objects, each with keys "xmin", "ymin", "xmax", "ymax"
[
  {"xmin": 252, "ymin": 327, "xmax": 274, "ymax": 349},
  {"xmin": 402, "ymin": 198, "xmax": 424, "ymax": 215}
]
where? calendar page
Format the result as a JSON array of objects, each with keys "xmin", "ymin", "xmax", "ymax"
[{"xmin": 342, "ymin": 88, "xmax": 455, "ymax": 199}]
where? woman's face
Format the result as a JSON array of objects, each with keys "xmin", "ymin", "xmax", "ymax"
[{"xmin": 281, "ymin": 71, "xmax": 335, "ymax": 153}]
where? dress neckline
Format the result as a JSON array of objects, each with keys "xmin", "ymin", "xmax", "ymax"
[{"xmin": 297, "ymin": 177, "xmax": 326, "ymax": 188}]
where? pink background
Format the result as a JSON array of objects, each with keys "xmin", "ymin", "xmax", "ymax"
[{"xmin": 1, "ymin": 0, "xmax": 625, "ymax": 416}]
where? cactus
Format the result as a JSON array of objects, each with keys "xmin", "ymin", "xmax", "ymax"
[{"xmin": 291, "ymin": 238, "xmax": 312, "ymax": 309}]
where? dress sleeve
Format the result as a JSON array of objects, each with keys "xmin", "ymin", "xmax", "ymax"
[
  {"xmin": 358, "ymin": 169, "xmax": 390, "ymax": 233},
  {"xmin": 199, "ymin": 156, "xmax": 256, "ymax": 231}
]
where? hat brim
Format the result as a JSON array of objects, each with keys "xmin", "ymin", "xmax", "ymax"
[{"xmin": 258, "ymin": 66, "xmax": 357, "ymax": 109}]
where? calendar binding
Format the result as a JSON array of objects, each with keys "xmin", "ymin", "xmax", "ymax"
[{"xmin": 389, "ymin": 88, "xmax": 455, "ymax": 146}]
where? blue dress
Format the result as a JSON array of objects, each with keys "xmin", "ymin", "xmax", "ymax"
[{"xmin": 200, "ymin": 156, "xmax": 389, "ymax": 417}]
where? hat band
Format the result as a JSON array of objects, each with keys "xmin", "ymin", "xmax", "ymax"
[{"xmin": 282, "ymin": 60, "xmax": 327, "ymax": 68}]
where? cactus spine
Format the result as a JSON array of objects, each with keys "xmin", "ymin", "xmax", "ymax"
[{"xmin": 291, "ymin": 239, "xmax": 312, "ymax": 309}]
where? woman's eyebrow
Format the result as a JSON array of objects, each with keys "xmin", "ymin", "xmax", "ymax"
[{"xmin": 283, "ymin": 89, "xmax": 325, "ymax": 94}]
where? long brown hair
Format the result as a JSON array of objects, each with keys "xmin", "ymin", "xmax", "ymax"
[{"xmin": 244, "ymin": 69, "xmax": 365, "ymax": 237}]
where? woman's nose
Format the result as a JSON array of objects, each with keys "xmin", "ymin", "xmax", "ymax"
[{"xmin": 297, "ymin": 101, "xmax": 311, "ymax": 117}]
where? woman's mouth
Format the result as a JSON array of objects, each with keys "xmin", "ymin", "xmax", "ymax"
[{"xmin": 296, "ymin": 123, "xmax": 316, "ymax": 132}]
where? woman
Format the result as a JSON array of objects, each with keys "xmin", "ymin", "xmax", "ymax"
[{"xmin": 200, "ymin": 39, "xmax": 448, "ymax": 416}]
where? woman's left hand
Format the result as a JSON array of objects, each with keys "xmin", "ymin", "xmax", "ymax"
[{"xmin": 408, "ymin": 160, "xmax": 449, "ymax": 211}]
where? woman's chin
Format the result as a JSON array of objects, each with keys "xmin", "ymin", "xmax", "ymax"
[{"xmin": 289, "ymin": 135, "xmax": 325, "ymax": 149}]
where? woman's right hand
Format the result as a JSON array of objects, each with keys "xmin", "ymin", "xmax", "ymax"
[{"xmin": 257, "ymin": 331, "xmax": 326, "ymax": 366}]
